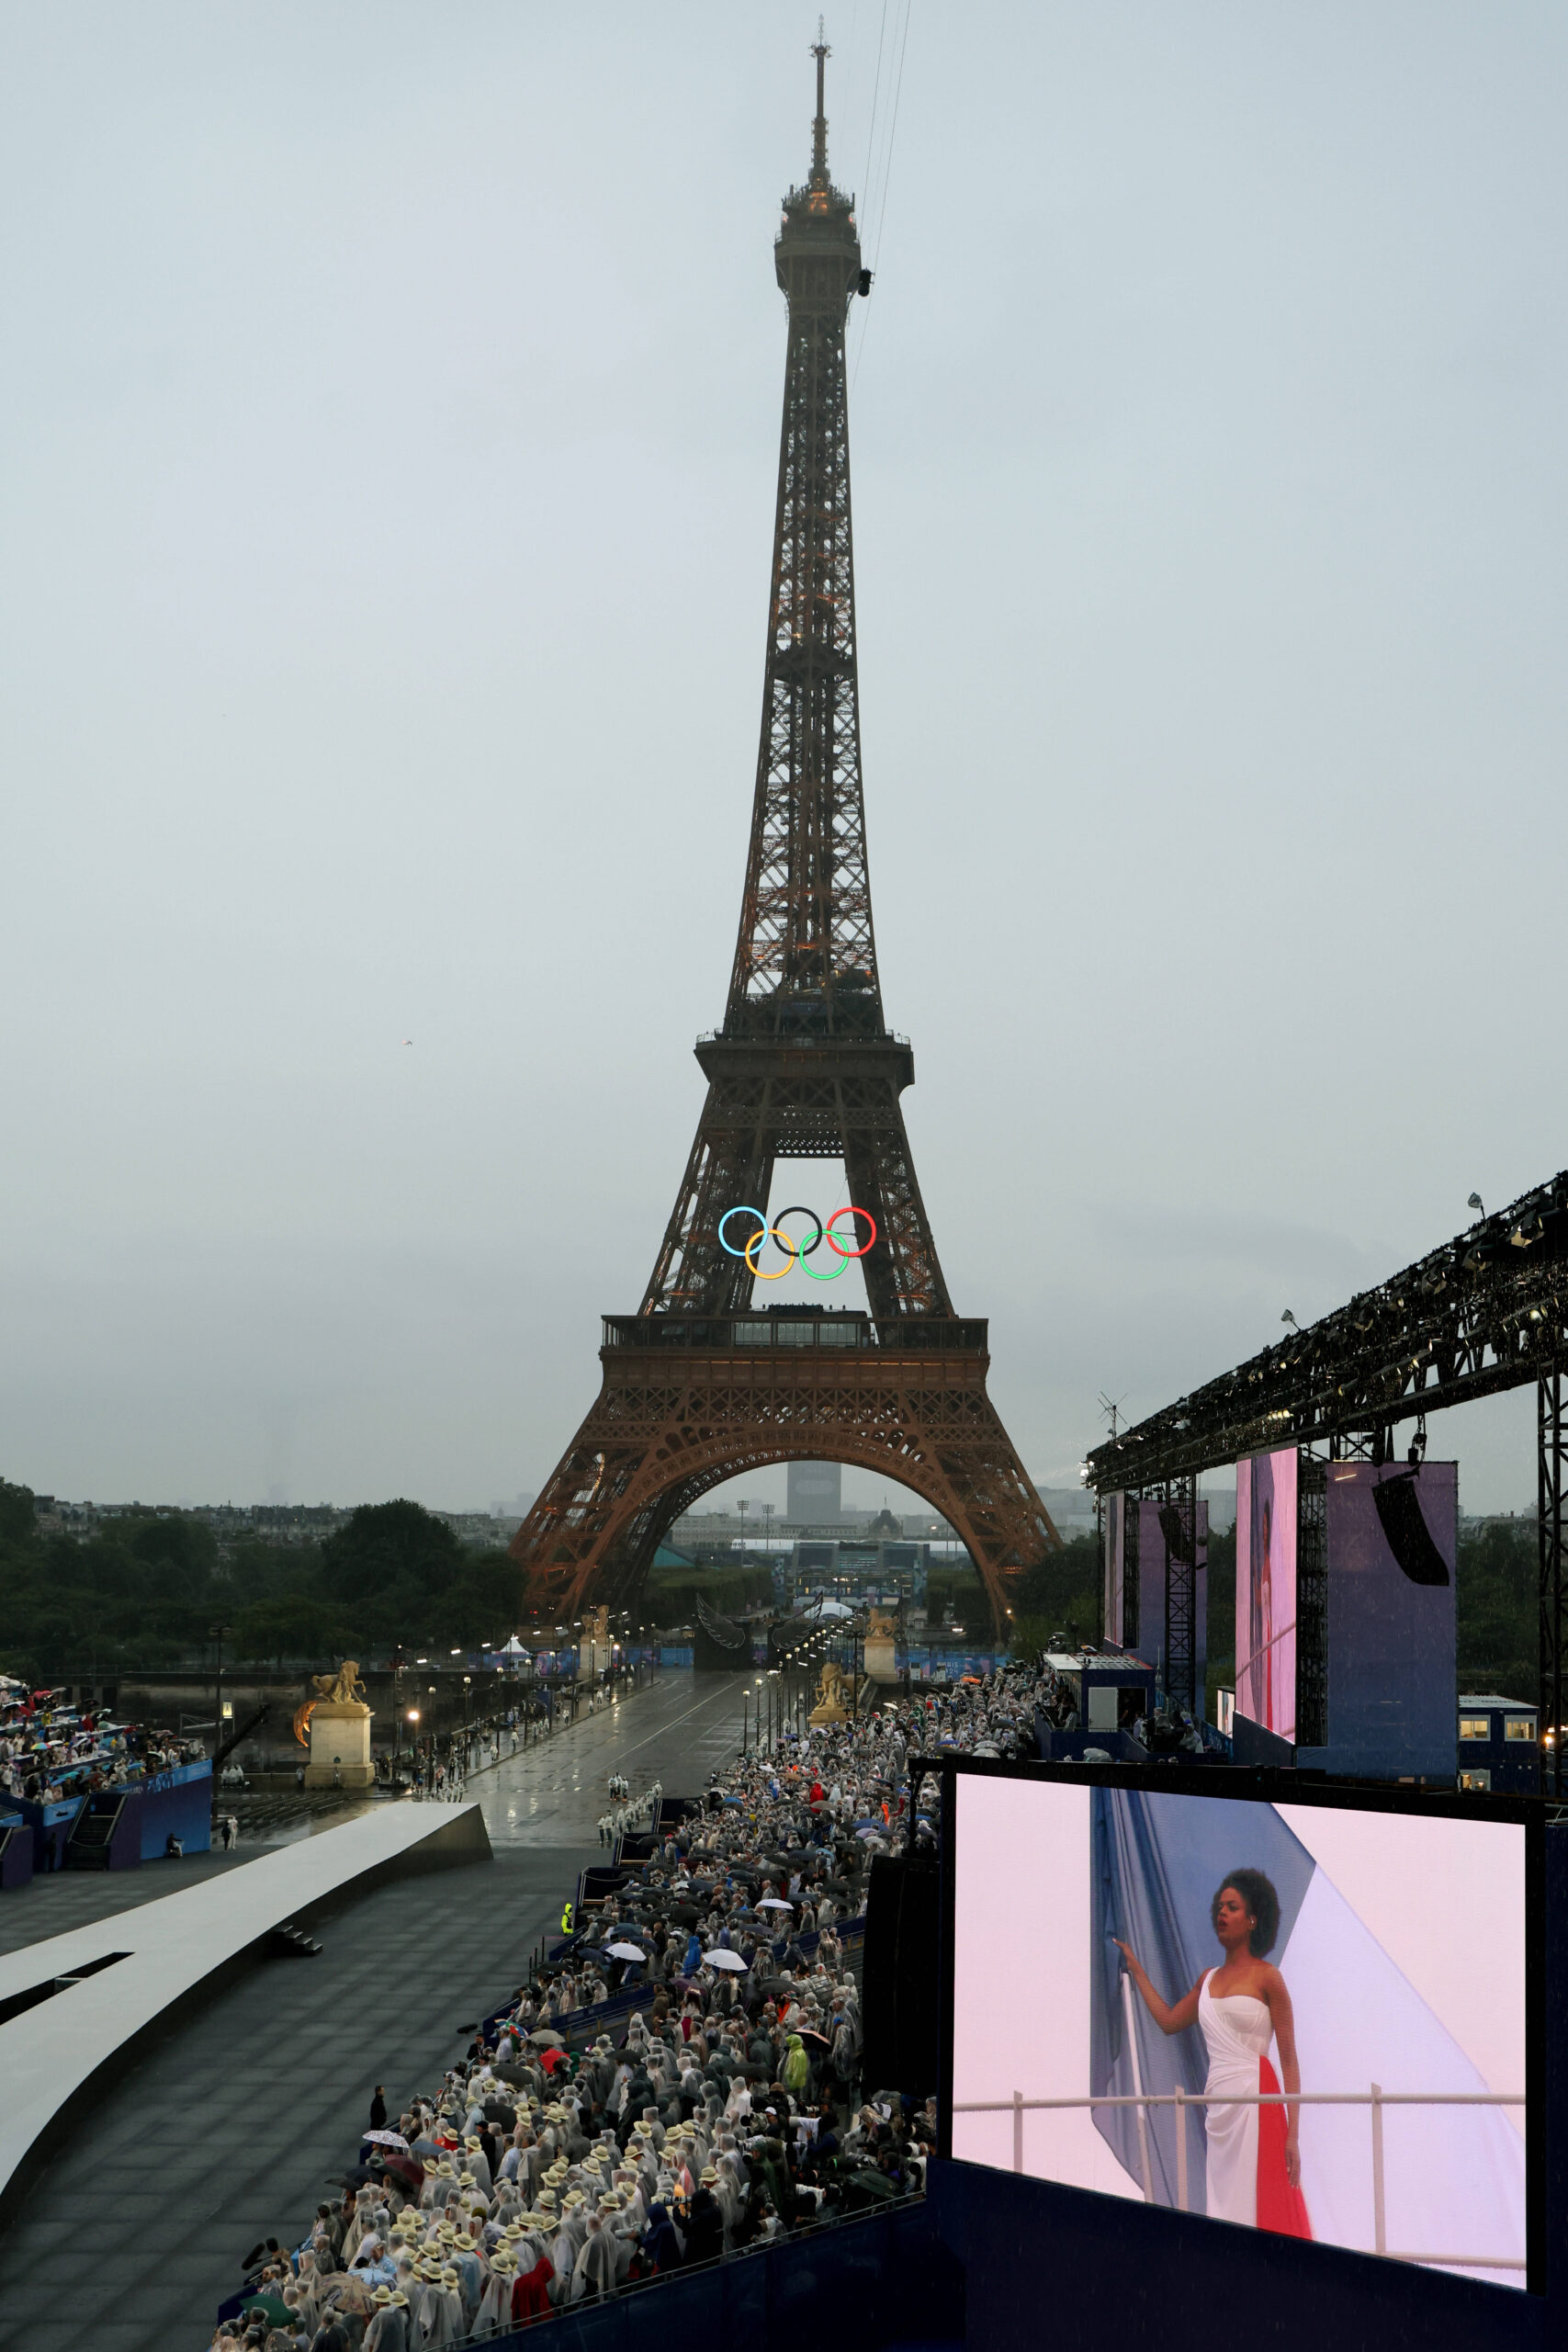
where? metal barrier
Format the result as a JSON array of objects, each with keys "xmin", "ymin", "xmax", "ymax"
[
  {"xmin": 451, "ymin": 2187, "xmax": 931, "ymax": 2345},
  {"xmin": 951, "ymin": 2086, "xmax": 1526, "ymax": 2270}
]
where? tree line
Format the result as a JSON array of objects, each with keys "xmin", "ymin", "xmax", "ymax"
[
  {"xmin": 0, "ymin": 1477, "xmax": 1539, "ymax": 1707},
  {"xmin": 0, "ymin": 1486, "xmax": 527, "ymax": 1683}
]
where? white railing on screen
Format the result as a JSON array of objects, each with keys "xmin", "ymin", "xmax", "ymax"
[{"xmin": 949, "ymin": 2086, "xmax": 1527, "ymax": 2271}]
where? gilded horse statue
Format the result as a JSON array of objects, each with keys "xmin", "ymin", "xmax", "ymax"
[{"xmin": 310, "ymin": 1660, "xmax": 367, "ymax": 1706}]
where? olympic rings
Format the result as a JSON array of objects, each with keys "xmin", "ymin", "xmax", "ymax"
[{"xmin": 717, "ymin": 1203, "xmax": 878, "ymax": 1283}]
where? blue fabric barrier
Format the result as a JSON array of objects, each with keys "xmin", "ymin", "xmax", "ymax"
[
  {"xmin": 479, "ymin": 2195, "xmax": 956, "ymax": 2351},
  {"xmin": 126, "ymin": 1758, "xmax": 213, "ymax": 1858},
  {"xmin": 10, "ymin": 1792, "xmax": 83, "ymax": 1871}
]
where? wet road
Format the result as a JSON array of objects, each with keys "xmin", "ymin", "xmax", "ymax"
[{"xmin": 474, "ymin": 1667, "xmax": 754, "ymax": 1846}]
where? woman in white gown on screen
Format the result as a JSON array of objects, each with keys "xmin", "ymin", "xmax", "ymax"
[{"xmin": 1115, "ymin": 1868, "xmax": 1311, "ymax": 2237}]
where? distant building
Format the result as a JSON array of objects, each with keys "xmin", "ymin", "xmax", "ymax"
[
  {"xmin": 1457, "ymin": 1694, "xmax": 1539, "ymax": 1792},
  {"xmin": 787, "ymin": 1462, "xmax": 843, "ymax": 1524},
  {"xmin": 1034, "ymin": 1485, "xmax": 1097, "ymax": 1537}
]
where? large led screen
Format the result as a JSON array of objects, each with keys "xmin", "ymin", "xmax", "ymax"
[
  {"xmin": 1235, "ymin": 1448, "xmax": 1298, "ymax": 1742},
  {"xmin": 1322, "ymin": 1463, "xmax": 1458, "ymax": 1779},
  {"xmin": 949, "ymin": 1772, "xmax": 1529, "ymax": 2289}
]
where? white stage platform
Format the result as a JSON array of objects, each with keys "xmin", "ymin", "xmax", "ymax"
[{"xmin": 0, "ymin": 1800, "xmax": 489, "ymax": 2222}]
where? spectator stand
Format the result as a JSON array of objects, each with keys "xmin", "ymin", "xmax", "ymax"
[{"xmin": 0, "ymin": 1812, "xmax": 33, "ymax": 1889}]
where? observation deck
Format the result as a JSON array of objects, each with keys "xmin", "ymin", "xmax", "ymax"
[{"xmin": 601, "ymin": 1309, "xmax": 988, "ymax": 1355}]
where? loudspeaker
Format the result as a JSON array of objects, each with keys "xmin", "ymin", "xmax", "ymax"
[
  {"xmin": 859, "ymin": 1852, "xmax": 942, "ymax": 2093},
  {"xmin": 1372, "ymin": 1472, "xmax": 1450, "ymax": 1587}
]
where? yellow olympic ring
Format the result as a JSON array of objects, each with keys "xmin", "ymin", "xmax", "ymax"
[{"xmin": 744, "ymin": 1225, "xmax": 795, "ymax": 1281}]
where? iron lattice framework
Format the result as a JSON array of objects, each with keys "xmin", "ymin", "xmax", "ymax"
[
  {"xmin": 1086, "ymin": 1168, "xmax": 1568, "ymax": 1791},
  {"xmin": 1157, "ymin": 1481, "xmax": 1199, "ymax": 1717},
  {"xmin": 1085, "ymin": 1171, "xmax": 1568, "ymax": 1491},
  {"xmin": 512, "ymin": 46, "xmax": 1057, "ymax": 1634}
]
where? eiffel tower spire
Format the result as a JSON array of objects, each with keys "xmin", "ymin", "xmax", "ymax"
[
  {"xmin": 511, "ymin": 50, "xmax": 1059, "ymax": 1633},
  {"xmin": 639, "ymin": 43, "xmax": 949, "ymax": 1323},
  {"xmin": 728, "ymin": 21, "xmax": 874, "ymax": 1033}
]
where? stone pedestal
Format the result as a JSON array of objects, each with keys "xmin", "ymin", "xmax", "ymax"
[
  {"xmin": 863, "ymin": 1634, "xmax": 897, "ymax": 1683},
  {"xmin": 305, "ymin": 1702, "xmax": 375, "ymax": 1791}
]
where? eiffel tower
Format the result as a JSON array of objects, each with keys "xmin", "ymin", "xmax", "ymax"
[{"xmin": 512, "ymin": 39, "xmax": 1059, "ymax": 1634}]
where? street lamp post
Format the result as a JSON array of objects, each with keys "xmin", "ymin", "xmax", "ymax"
[{"xmin": 209, "ymin": 1623, "xmax": 232, "ymax": 1762}]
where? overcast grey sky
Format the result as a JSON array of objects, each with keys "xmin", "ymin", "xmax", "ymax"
[{"xmin": 4, "ymin": 3, "xmax": 1565, "ymax": 1515}]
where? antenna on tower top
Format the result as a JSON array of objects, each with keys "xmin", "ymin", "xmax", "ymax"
[{"xmin": 811, "ymin": 17, "xmax": 830, "ymax": 180}]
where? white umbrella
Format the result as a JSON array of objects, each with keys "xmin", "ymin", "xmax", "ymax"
[
  {"xmin": 363, "ymin": 2130, "xmax": 410, "ymax": 2152},
  {"xmin": 606, "ymin": 1942, "xmax": 646, "ymax": 1962},
  {"xmin": 757, "ymin": 1896, "xmax": 794, "ymax": 1910},
  {"xmin": 703, "ymin": 1949, "xmax": 749, "ymax": 1972}
]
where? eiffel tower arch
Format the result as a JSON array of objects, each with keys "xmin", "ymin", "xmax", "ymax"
[{"xmin": 513, "ymin": 40, "xmax": 1060, "ymax": 1635}]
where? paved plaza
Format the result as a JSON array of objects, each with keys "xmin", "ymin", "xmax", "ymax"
[{"xmin": 0, "ymin": 1667, "xmax": 752, "ymax": 2352}]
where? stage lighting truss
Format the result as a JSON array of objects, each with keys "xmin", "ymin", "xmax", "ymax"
[{"xmin": 1086, "ymin": 1170, "xmax": 1568, "ymax": 1494}]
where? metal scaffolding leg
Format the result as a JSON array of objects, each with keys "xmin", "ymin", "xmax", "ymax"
[
  {"xmin": 1160, "ymin": 1477, "xmax": 1197, "ymax": 1715},
  {"xmin": 1540, "ymin": 1366, "xmax": 1563, "ymax": 1798}
]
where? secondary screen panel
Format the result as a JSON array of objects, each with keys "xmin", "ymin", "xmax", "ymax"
[
  {"xmin": 1324, "ymin": 1462, "xmax": 1458, "ymax": 1778},
  {"xmin": 1236, "ymin": 1448, "xmax": 1298, "ymax": 1741},
  {"xmin": 949, "ymin": 1774, "xmax": 1527, "ymax": 2288}
]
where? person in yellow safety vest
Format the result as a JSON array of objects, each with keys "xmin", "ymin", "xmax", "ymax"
[{"xmin": 560, "ymin": 1899, "xmax": 574, "ymax": 1935}]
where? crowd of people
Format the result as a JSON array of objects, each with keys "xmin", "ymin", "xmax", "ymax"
[
  {"xmin": 209, "ymin": 1657, "xmax": 1055, "ymax": 2349},
  {"xmin": 0, "ymin": 1677, "xmax": 200, "ymax": 1807}
]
